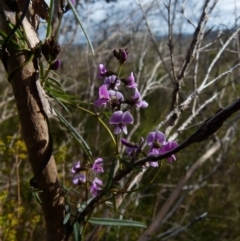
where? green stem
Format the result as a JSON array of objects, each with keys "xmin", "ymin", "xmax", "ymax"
[
  {"xmin": 76, "ymin": 104, "xmax": 95, "ymax": 116},
  {"xmin": 75, "ymin": 104, "xmax": 116, "ymax": 147},
  {"xmin": 46, "ymin": 0, "xmax": 54, "ymax": 38},
  {"xmin": 117, "ymin": 64, "xmax": 123, "ymax": 78},
  {"xmin": 55, "ymin": 13, "xmax": 63, "ymax": 40},
  {"xmin": 97, "ymin": 117, "xmax": 116, "ymax": 147},
  {"xmin": 42, "ymin": 65, "xmax": 51, "ymax": 85}
]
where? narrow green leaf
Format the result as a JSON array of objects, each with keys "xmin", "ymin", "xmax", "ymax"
[
  {"xmin": 50, "ymin": 93, "xmax": 70, "ymax": 114},
  {"xmin": 32, "ymin": 191, "xmax": 43, "ymax": 205},
  {"xmin": 66, "ymin": 0, "xmax": 94, "ymax": 56},
  {"xmin": 105, "ymin": 158, "xmax": 116, "ymax": 193},
  {"xmin": 88, "ymin": 218, "xmax": 147, "ymax": 228},
  {"xmin": 45, "ymin": 82, "xmax": 65, "ymax": 95},
  {"xmin": 63, "ymin": 212, "xmax": 71, "ymax": 224},
  {"xmin": 78, "ymin": 197, "xmax": 94, "ymax": 213},
  {"xmin": 54, "ymin": 109, "xmax": 92, "ymax": 161},
  {"xmin": 0, "ymin": 30, "xmax": 22, "ymax": 50},
  {"xmin": 73, "ymin": 222, "xmax": 81, "ymax": 241},
  {"xmin": 47, "ymin": 76, "xmax": 63, "ymax": 88}
]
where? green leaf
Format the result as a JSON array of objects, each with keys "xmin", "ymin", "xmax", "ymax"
[
  {"xmin": 45, "ymin": 81, "xmax": 65, "ymax": 95},
  {"xmin": 63, "ymin": 212, "xmax": 71, "ymax": 224},
  {"xmin": 28, "ymin": 189, "xmax": 43, "ymax": 205},
  {"xmin": 50, "ymin": 93, "xmax": 70, "ymax": 113},
  {"xmin": 46, "ymin": 88, "xmax": 78, "ymax": 104},
  {"xmin": 66, "ymin": 0, "xmax": 94, "ymax": 56},
  {"xmin": 78, "ymin": 197, "xmax": 94, "ymax": 213},
  {"xmin": 88, "ymin": 218, "xmax": 147, "ymax": 228},
  {"xmin": 47, "ymin": 76, "xmax": 63, "ymax": 89},
  {"xmin": 105, "ymin": 158, "xmax": 116, "ymax": 193},
  {"xmin": 54, "ymin": 109, "xmax": 92, "ymax": 161},
  {"xmin": 73, "ymin": 222, "xmax": 81, "ymax": 241},
  {"xmin": 0, "ymin": 30, "xmax": 23, "ymax": 50}
]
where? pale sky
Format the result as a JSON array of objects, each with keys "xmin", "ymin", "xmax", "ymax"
[{"xmin": 45, "ymin": 0, "xmax": 240, "ymax": 42}]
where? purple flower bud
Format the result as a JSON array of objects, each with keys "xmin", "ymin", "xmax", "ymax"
[
  {"xmin": 113, "ymin": 48, "xmax": 128, "ymax": 64},
  {"xmin": 132, "ymin": 88, "xmax": 148, "ymax": 108},
  {"xmin": 90, "ymin": 178, "xmax": 103, "ymax": 196},
  {"xmin": 121, "ymin": 138, "xmax": 138, "ymax": 155},
  {"xmin": 121, "ymin": 72, "xmax": 137, "ymax": 88},
  {"xmin": 98, "ymin": 64, "xmax": 107, "ymax": 78},
  {"xmin": 109, "ymin": 111, "xmax": 134, "ymax": 135},
  {"xmin": 92, "ymin": 158, "xmax": 104, "ymax": 173},
  {"xmin": 49, "ymin": 59, "xmax": 61, "ymax": 70}
]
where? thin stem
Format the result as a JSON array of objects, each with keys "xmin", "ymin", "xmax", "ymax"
[{"xmin": 46, "ymin": 0, "xmax": 54, "ymax": 38}]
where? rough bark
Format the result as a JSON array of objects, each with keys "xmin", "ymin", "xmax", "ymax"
[{"xmin": 0, "ymin": 1, "xmax": 67, "ymax": 240}]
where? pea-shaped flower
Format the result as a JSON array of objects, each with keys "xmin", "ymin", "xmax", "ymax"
[{"xmin": 109, "ymin": 111, "xmax": 134, "ymax": 135}]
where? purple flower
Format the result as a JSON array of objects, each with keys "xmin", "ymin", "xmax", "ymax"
[
  {"xmin": 72, "ymin": 173, "xmax": 86, "ymax": 185},
  {"xmin": 50, "ymin": 59, "xmax": 61, "ymax": 70},
  {"xmin": 98, "ymin": 64, "xmax": 107, "ymax": 78},
  {"xmin": 159, "ymin": 141, "xmax": 178, "ymax": 163},
  {"xmin": 92, "ymin": 158, "xmax": 104, "ymax": 173},
  {"xmin": 90, "ymin": 178, "xmax": 103, "ymax": 196},
  {"xmin": 146, "ymin": 131, "xmax": 166, "ymax": 167},
  {"xmin": 108, "ymin": 90, "xmax": 124, "ymax": 108},
  {"xmin": 132, "ymin": 89, "xmax": 148, "ymax": 108},
  {"xmin": 104, "ymin": 75, "xmax": 120, "ymax": 90},
  {"xmin": 71, "ymin": 161, "xmax": 81, "ymax": 174},
  {"xmin": 94, "ymin": 84, "xmax": 110, "ymax": 108},
  {"xmin": 146, "ymin": 131, "xmax": 178, "ymax": 165},
  {"xmin": 122, "ymin": 72, "xmax": 137, "ymax": 88},
  {"xmin": 109, "ymin": 111, "xmax": 134, "ymax": 135},
  {"xmin": 121, "ymin": 138, "xmax": 138, "ymax": 155},
  {"xmin": 146, "ymin": 131, "xmax": 166, "ymax": 149}
]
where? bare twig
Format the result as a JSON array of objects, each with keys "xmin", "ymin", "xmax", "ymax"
[{"xmin": 136, "ymin": 0, "xmax": 174, "ymax": 83}]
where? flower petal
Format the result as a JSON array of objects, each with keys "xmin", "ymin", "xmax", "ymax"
[
  {"xmin": 121, "ymin": 125, "xmax": 128, "ymax": 135},
  {"xmin": 114, "ymin": 126, "xmax": 122, "ymax": 135},
  {"xmin": 109, "ymin": 111, "xmax": 123, "ymax": 124},
  {"xmin": 146, "ymin": 132, "xmax": 156, "ymax": 146},
  {"xmin": 92, "ymin": 158, "xmax": 104, "ymax": 173},
  {"xmin": 98, "ymin": 64, "xmax": 107, "ymax": 78},
  {"xmin": 149, "ymin": 161, "xmax": 158, "ymax": 167},
  {"xmin": 122, "ymin": 111, "xmax": 134, "ymax": 124},
  {"xmin": 155, "ymin": 131, "xmax": 166, "ymax": 144},
  {"xmin": 99, "ymin": 84, "xmax": 110, "ymax": 99},
  {"xmin": 141, "ymin": 100, "xmax": 148, "ymax": 108}
]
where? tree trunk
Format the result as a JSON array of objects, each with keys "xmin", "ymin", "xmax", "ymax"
[{"xmin": 0, "ymin": 1, "xmax": 67, "ymax": 240}]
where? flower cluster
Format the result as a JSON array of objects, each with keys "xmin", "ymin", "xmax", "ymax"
[
  {"xmin": 121, "ymin": 131, "xmax": 178, "ymax": 167},
  {"xmin": 70, "ymin": 50, "xmax": 179, "ymax": 199},
  {"xmin": 94, "ymin": 49, "xmax": 148, "ymax": 135},
  {"xmin": 71, "ymin": 158, "xmax": 104, "ymax": 197}
]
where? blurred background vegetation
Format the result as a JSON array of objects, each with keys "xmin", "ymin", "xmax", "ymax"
[{"xmin": 0, "ymin": 0, "xmax": 240, "ymax": 240}]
